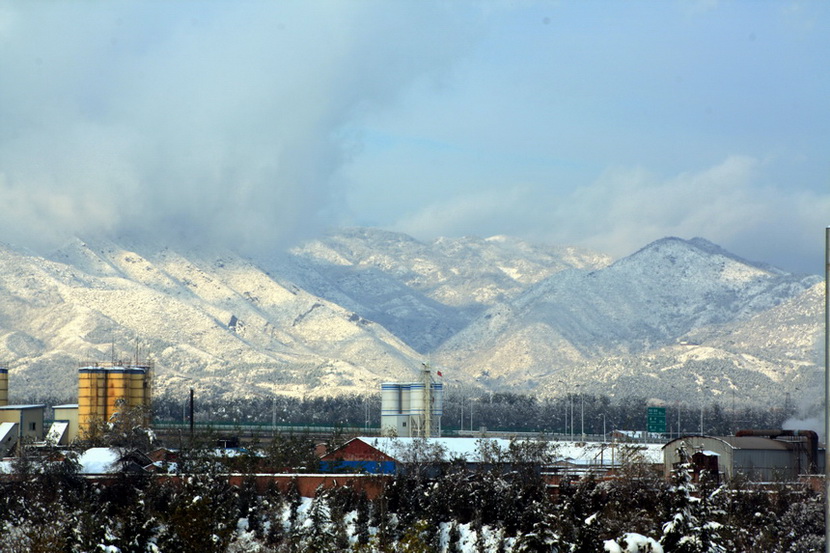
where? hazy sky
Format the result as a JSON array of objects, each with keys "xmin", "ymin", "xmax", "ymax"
[{"xmin": 1, "ymin": 1, "xmax": 827, "ymax": 274}]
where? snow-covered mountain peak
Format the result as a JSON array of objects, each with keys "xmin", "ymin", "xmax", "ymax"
[{"xmin": 0, "ymin": 228, "xmax": 820, "ymax": 407}]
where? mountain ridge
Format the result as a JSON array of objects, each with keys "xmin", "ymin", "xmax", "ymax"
[{"xmin": 0, "ymin": 229, "xmax": 821, "ymax": 409}]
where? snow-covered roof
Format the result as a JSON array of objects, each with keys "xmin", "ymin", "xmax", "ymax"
[
  {"xmin": 352, "ymin": 437, "xmax": 664, "ymax": 466},
  {"xmin": 0, "ymin": 404, "xmax": 46, "ymax": 410},
  {"xmin": 555, "ymin": 441, "xmax": 664, "ymax": 466},
  {"xmin": 356, "ymin": 437, "xmax": 517, "ymax": 463},
  {"xmin": 0, "ymin": 422, "xmax": 16, "ymax": 440},
  {"xmin": 45, "ymin": 421, "xmax": 69, "ymax": 445},
  {"xmin": 78, "ymin": 447, "xmax": 120, "ymax": 474},
  {"xmin": 0, "ymin": 422, "xmax": 18, "ymax": 457}
]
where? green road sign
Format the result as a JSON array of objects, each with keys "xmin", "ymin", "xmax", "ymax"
[{"xmin": 647, "ymin": 406, "xmax": 667, "ymax": 433}]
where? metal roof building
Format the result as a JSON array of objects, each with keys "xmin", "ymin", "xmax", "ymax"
[{"xmin": 663, "ymin": 430, "xmax": 822, "ymax": 482}]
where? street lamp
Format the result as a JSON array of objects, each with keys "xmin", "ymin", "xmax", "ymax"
[
  {"xmin": 580, "ymin": 392, "xmax": 585, "ymax": 441},
  {"xmin": 470, "ymin": 397, "xmax": 474, "ymax": 432},
  {"xmin": 558, "ymin": 380, "xmax": 569, "ymax": 438},
  {"xmin": 570, "ymin": 394, "xmax": 574, "ymax": 440}
]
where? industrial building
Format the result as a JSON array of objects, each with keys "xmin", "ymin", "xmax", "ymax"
[
  {"xmin": 49, "ymin": 404, "xmax": 80, "ymax": 445},
  {"xmin": 0, "ymin": 362, "xmax": 153, "ymax": 449},
  {"xmin": 381, "ymin": 365, "xmax": 443, "ymax": 437},
  {"xmin": 663, "ymin": 429, "xmax": 822, "ymax": 482},
  {"xmin": 78, "ymin": 363, "xmax": 152, "ymax": 438},
  {"xmin": 0, "ymin": 366, "xmax": 46, "ymax": 443},
  {"xmin": 0, "ymin": 404, "xmax": 46, "ymax": 441}
]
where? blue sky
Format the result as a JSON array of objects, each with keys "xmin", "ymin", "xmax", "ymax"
[{"xmin": 0, "ymin": 1, "xmax": 827, "ymax": 273}]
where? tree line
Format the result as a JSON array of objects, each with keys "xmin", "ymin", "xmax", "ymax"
[
  {"xmin": 152, "ymin": 390, "xmax": 794, "ymax": 437},
  {"xmin": 0, "ymin": 438, "xmax": 823, "ymax": 552}
]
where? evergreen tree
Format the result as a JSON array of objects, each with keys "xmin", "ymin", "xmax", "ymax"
[
  {"xmin": 660, "ymin": 445, "xmax": 725, "ymax": 553},
  {"xmin": 397, "ymin": 518, "xmax": 439, "ymax": 553},
  {"xmin": 300, "ymin": 489, "xmax": 336, "ymax": 553},
  {"xmin": 776, "ymin": 490, "xmax": 825, "ymax": 553},
  {"xmin": 548, "ymin": 475, "xmax": 604, "ymax": 551},
  {"xmin": 513, "ymin": 501, "xmax": 562, "ymax": 553},
  {"xmin": 354, "ymin": 491, "xmax": 372, "ymax": 547},
  {"xmin": 152, "ymin": 473, "xmax": 238, "ymax": 553},
  {"xmin": 285, "ymin": 477, "xmax": 303, "ymax": 535}
]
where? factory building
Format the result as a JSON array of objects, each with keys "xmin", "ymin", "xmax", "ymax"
[
  {"xmin": 663, "ymin": 429, "xmax": 822, "ymax": 482},
  {"xmin": 0, "ymin": 404, "xmax": 46, "ymax": 441},
  {"xmin": 78, "ymin": 363, "xmax": 152, "ymax": 438},
  {"xmin": 50, "ymin": 404, "xmax": 80, "ymax": 445},
  {"xmin": 0, "ymin": 366, "xmax": 46, "ymax": 442},
  {"xmin": 381, "ymin": 366, "xmax": 443, "ymax": 438}
]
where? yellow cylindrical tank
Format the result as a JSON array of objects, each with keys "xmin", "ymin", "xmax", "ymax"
[
  {"xmin": 0, "ymin": 368, "xmax": 8, "ymax": 407},
  {"xmin": 129, "ymin": 368, "xmax": 146, "ymax": 407},
  {"xmin": 79, "ymin": 364, "xmax": 152, "ymax": 435},
  {"xmin": 78, "ymin": 367, "xmax": 107, "ymax": 431},
  {"xmin": 106, "ymin": 369, "xmax": 129, "ymax": 417}
]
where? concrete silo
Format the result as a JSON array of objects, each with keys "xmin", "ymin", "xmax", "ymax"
[
  {"xmin": 380, "ymin": 365, "xmax": 443, "ymax": 438},
  {"xmin": 78, "ymin": 363, "xmax": 152, "ymax": 437}
]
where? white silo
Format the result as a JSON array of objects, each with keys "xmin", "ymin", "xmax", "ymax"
[{"xmin": 378, "ymin": 365, "xmax": 444, "ymax": 438}]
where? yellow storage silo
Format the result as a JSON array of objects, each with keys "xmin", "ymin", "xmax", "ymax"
[
  {"xmin": 106, "ymin": 368, "xmax": 129, "ymax": 415},
  {"xmin": 129, "ymin": 365, "xmax": 152, "ymax": 426},
  {"xmin": 129, "ymin": 366, "xmax": 151, "ymax": 408},
  {"xmin": 78, "ymin": 363, "xmax": 153, "ymax": 436},
  {"xmin": 0, "ymin": 368, "xmax": 8, "ymax": 407},
  {"xmin": 78, "ymin": 367, "xmax": 107, "ymax": 432}
]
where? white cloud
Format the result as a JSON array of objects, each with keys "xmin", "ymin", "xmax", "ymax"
[
  {"xmin": 392, "ymin": 185, "xmax": 537, "ymax": 240},
  {"xmin": 384, "ymin": 153, "xmax": 829, "ymax": 274},
  {"xmin": 548, "ymin": 156, "xmax": 828, "ymax": 273},
  {"xmin": 0, "ymin": 1, "xmax": 826, "ymax": 275},
  {"xmin": 0, "ymin": 1, "xmax": 476, "ymax": 255}
]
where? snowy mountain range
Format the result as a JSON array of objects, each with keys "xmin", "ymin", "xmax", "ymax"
[{"xmin": 0, "ymin": 228, "xmax": 822, "ymax": 409}]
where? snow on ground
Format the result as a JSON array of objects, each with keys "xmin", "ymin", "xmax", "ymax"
[{"xmin": 604, "ymin": 533, "xmax": 664, "ymax": 553}]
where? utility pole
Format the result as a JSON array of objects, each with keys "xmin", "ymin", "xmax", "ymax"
[
  {"xmin": 423, "ymin": 363, "xmax": 432, "ymax": 438},
  {"xmin": 570, "ymin": 395, "xmax": 574, "ymax": 440},
  {"xmin": 189, "ymin": 387, "xmax": 194, "ymax": 438},
  {"xmin": 580, "ymin": 393, "xmax": 585, "ymax": 441},
  {"xmin": 823, "ymin": 227, "xmax": 829, "ymax": 553}
]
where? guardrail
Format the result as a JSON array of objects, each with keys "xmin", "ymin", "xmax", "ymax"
[
  {"xmin": 151, "ymin": 421, "xmax": 668, "ymax": 444},
  {"xmin": 152, "ymin": 420, "xmax": 380, "ymax": 437}
]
